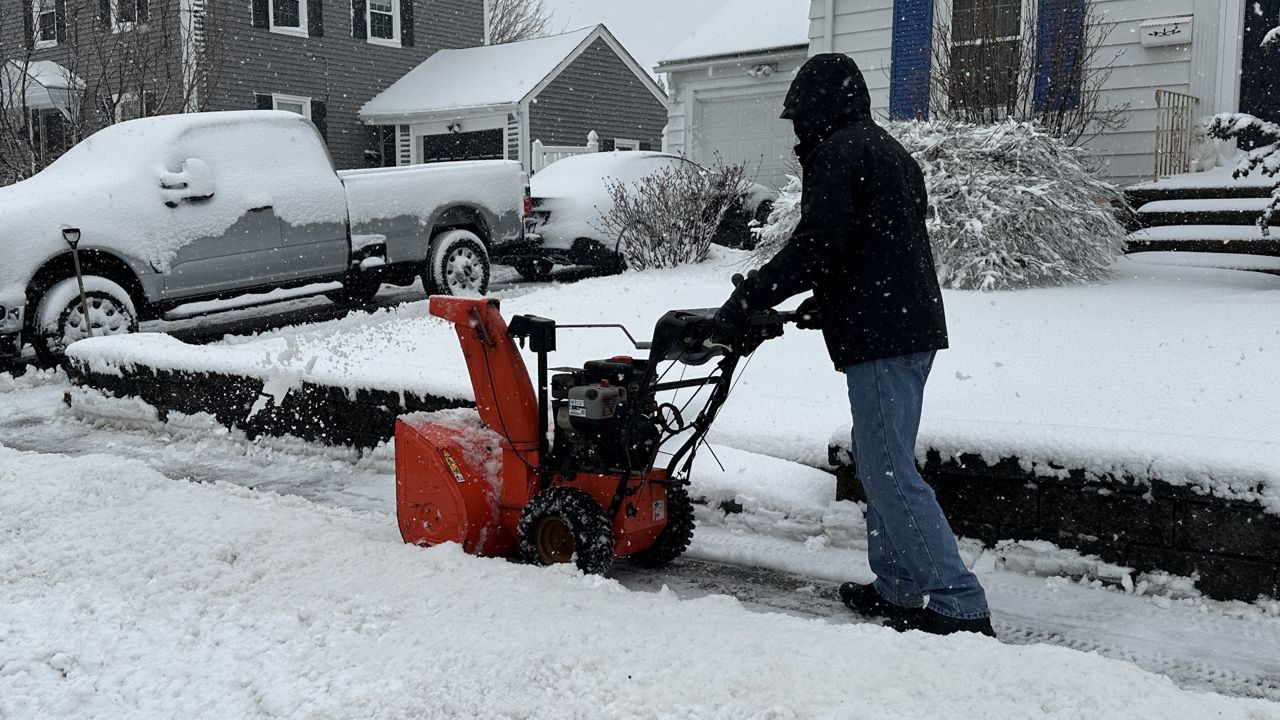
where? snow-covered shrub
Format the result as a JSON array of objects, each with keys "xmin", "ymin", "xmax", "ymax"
[
  {"xmin": 752, "ymin": 120, "xmax": 1129, "ymax": 291},
  {"xmin": 600, "ymin": 162, "xmax": 749, "ymax": 270},
  {"xmin": 1207, "ymin": 117, "xmax": 1280, "ymax": 236},
  {"xmin": 750, "ymin": 174, "xmax": 802, "ymax": 257}
]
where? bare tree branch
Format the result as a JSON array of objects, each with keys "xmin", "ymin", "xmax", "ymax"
[{"xmin": 488, "ymin": 0, "xmax": 553, "ymax": 45}]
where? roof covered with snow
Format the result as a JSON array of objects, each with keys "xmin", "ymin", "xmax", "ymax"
[
  {"xmin": 659, "ymin": 0, "xmax": 812, "ymax": 66},
  {"xmin": 360, "ymin": 26, "xmax": 605, "ymax": 121}
]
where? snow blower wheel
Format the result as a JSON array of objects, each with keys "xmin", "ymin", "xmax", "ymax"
[
  {"xmin": 627, "ymin": 482, "xmax": 695, "ymax": 569},
  {"xmin": 518, "ymin": 487, "xmax": 615, "ymax": 575}
]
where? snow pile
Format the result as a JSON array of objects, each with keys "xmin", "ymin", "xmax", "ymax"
[
  {"xmin": 752, "ymin": 121, "xmax": 1130, "ymax": 290},
  {"xmin": 3, "ymin": 445, "xmax": 1276, "ymax": 719}
]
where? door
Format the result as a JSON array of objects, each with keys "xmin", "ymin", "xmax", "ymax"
[
  {"xmin": 695, "ymin": 93, "xmax": 795, "ymax": 189},
  {"xmin": 164, "ymin": 203, "xmax": 286, "ymax": 298},
  {"xmin": 1239, "ymin": 0, "xmax": 1280, "ymax": 149}
]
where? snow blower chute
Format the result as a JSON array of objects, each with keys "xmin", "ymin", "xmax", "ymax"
[{"xmin": 395, "ymin": 293, "xmax": 793, "ymax": 573}]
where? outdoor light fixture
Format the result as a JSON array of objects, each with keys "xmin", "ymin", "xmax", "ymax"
[
  {"xmin": 747, "ymin": 63, "xmax": 777, "ymax": 79},
  {"xmin": 447, "ymin": 122, "xmax": 463, "ymax": 134}
]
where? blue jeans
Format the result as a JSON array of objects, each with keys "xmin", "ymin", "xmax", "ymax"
[{"xmin": 845, "ymin": 351, "xmax": 990, "ymax": 620}]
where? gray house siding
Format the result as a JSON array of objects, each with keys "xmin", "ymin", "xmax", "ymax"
[
  {"xmin": 205, "ymin": 0, "xmax": 483, "ymax": 169},
  {"xmin": 527, "ymin": 37, "xmax": 665, "ymax": 154}
]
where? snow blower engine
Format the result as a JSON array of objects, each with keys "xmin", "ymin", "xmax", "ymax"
[{"xmin": 394, "ymin": 292, "xmax": 794, "ymax": 574}]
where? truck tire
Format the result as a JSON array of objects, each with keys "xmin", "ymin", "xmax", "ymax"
[
  {"xmin": 425, "ymin": 229, "xmax": 490, "ymax": 297},
  {"xmin": 517, "ymin": 486, "xmax": 615, "ymax": 575},
  {"xmin": 32, "ymin": 276, "xmax": 139, "ymax": 366}
]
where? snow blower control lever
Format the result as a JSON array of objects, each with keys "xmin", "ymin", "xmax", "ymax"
[{"xmin": 395, "ymin": 296, "xmax": 794, "ymax": 575}]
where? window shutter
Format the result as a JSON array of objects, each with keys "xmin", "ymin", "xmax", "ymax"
[
  {"xmin": 99, "ymin": 0, "xmax": 112, "ymax": 27},
  {"xmin": 55, "ymin": 0, "xmax": 67, "ymax": 42},
  {"xmin": 310, "ymin": 99, "xmax": 328, "ymax": 140},
  {"xmin": 137, "ymin": 0, "xmax": 150, "ymax": 23},
  {"xmin": 352, "ymin": 0, "xmax": 366, "ymax": 39},
  {"xmin": 251, "ymin": 0, "xmax": 268, "ymax": 29},
  {"xmin": 255, "ymin": 93, "xmax": 274, "ymax": 110},
  {"xmin": 889, "ymin": 0, "xmax": 934, "ymax": 120},
  {"xmin": 400, "ymin": 0, "xmax": 413, "ymax": 46},
  {"xmin": 23, "ymin": 2, "xmax": 34, "ymax": 49},
  {"xmin": 308, "ymin": 0, "xmax": 324, "ymax": 36},
  {"xmin": 1034, "ymin": 0, "xmax": 1085, "ymax": 111}
]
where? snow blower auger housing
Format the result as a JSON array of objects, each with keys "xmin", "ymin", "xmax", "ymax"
[{"xmin": 395, "ymin": 295, "xmax": 793, "ymax": 574}]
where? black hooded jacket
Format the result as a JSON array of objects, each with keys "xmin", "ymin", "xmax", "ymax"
[{"xmin": 728, "ymin": 54, "xmax": 948, "ymax": 369}]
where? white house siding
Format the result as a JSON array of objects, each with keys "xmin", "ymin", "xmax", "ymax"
[
  {"xmin": 662, "ymin": 50, "xmax": 809, "ymax": 189},
  {"xmin": 812, "ymin": 0, "xmax": 897, "ymax": 119},
  {"xmin": 815, "ymin": 0, "xmax": 1240, "ymax": 185}
]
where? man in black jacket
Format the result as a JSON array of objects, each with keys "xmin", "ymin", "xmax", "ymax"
[{"xmin": 717, "ymin": 54, "xmax": 994, "ymax": 637}]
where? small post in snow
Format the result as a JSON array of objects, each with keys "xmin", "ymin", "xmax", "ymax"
[{"xmin": 61, "ymin": 227, "xmax": 93, "ymax": 339}]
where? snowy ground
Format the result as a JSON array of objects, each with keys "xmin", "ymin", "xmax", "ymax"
[
  {"xmin": 1, "ymin": 370, "xmax": 1279, "ymax": 716},
  {"xmin": 5, "ymin": 253, "xmax": 1280, "ymax": 715}
]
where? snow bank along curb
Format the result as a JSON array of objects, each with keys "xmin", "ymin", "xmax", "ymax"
[
  {"xmin": 65, "ymin": 353, "xmax": 1280, "ymax": 603},
  {"xmin": 4, "ymin": 445, "xmax": 1277, "ymax": 719},
  {"xmin": 66, "ymin": 351, "xmax": 468, "ymax": 449},
  {"xmin": 829, "ymin": 432, "xmax": 1280, "ymax": 603}
]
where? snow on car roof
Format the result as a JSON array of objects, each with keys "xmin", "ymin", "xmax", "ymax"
[
  {"xmin": 531, "ymin": 151, "xmax": 684, "ymax": 196},
  {"xmin": 659, "ymin": 0, "xmax": 811, "ymax": 65},
  {"xmin": 360, "ymin": 27, "xmax": 597, "ymax": 120}
]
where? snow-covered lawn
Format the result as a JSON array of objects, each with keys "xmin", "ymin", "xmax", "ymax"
[
  {"xmin": 3, "ymin": 444, "xmax": 1276, "ymax": 718},
  {"xmin": 71, "ymin": 249, "xmax": 1280, "ymax": 511}
]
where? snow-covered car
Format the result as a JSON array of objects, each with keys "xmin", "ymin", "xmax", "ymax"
[
  {"xmin": 0, "ymin": 111, "xmax": 526, "ymax": 364},
  {"xmin": 505, "ymin": 152, "xmax": 776, "ymax": 280}
]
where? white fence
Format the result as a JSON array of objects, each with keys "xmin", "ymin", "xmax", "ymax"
[
  {"xmin": 1153, "ymin": 89, "xmax": 1199, "ymax": 181},
  {"xmin": 531, "ymin": 130, "xmax": 599, "ymax": 173}
]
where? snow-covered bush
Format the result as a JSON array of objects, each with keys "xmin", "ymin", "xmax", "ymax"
[
  {"xmin": 600, "ymin": 161, "xmax": 749, "ymax": 270},
  {"xmin": 1206, "ymin": 22, "xmax": 1280, "ymax": 235},
  {"xmin": 752, "ymin": 120, "xmax": 1129, "ymax": 291}
]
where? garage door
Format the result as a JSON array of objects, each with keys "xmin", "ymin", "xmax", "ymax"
[{"xmin": 696, "ymin": 93, "xmax": 795, "ymax": 190}]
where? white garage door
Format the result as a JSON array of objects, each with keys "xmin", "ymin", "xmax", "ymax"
[{"xmin": 696, "ymin": 93, "xmax": 795, "ymax": 190}]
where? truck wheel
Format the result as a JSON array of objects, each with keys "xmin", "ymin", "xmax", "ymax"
[
  {"xmin": 517, "ymin": 486, "xmax": 615, "ymax": 575},
  {"xmin": 513, "ymin": 259, "xmax": 554, "ymax": 282},
  {"xmin": 32, "ymin": 276, "xmax": 139, "ymax": 366},
  {"xmin": 425, "ymin": 229, "xmax": 490, "ymax": 297},
  {"xmin": 627, "ymin": 482, "xmax": 695, "ymax": 569},
  {"xmin": 325, "ymin": 274, "xmax": 382, "ymax": 309}
]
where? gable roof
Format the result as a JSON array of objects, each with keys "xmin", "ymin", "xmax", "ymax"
[
  {"xmin": 361, "ymin": 25, "xmax": 665, "ymax": 124},
  {"xmin": 658, "ymin": 0, "xmax": 812, "ymax": 67}
]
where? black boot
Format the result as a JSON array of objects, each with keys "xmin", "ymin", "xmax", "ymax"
[
  {"xmin": 837, "ymin": 582, "xmax": 914, "ymax": 621},
  {"xmin": 884, "ymin": 608, "xmax": 997, "ymax": 638}
]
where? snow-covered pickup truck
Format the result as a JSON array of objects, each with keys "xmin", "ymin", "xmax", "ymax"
[{"xmin": 0, "ymin": 110, "xmax": 526, "ymax": 364}]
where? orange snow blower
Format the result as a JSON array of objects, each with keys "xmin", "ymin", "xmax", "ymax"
[{"xmin": 395, "ymin": 294, "xmax": 793, "ymax": 573}]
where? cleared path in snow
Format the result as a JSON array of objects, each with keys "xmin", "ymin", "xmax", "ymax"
[{"xmin": 0, "ymin": 373, "xmax": 1276, "ymax": 702}]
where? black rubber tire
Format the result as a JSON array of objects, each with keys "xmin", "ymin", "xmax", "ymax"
[
  {"xmin": 32, "ymin": 279, "xmax": 139, "ymax": 367},
  {"xmin": 627, "ymin": 482, "xmax": 696, "ymax": 569},
  {"xmin": 513, "ymin": 258, "xmax": 554, "ymax": 282},
  {"xmin": 425, "ymin": 229, "xmax": 490, "ymax": 297},
  {"xmin": 517, "ymin": 486, "xmax": 615, "ymax": 575},
  {"xmin": 325, "ymin": 274, "xmax": 382, "ymax": 309}
]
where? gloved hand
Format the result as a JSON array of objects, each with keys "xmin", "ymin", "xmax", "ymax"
[
  {"xmin": 713, "ymin": 271, "xmax": 759, "ymax": 339},
  {"xmin": 795, "ymin": 295, "xmax": 822, "ymax": 330}
]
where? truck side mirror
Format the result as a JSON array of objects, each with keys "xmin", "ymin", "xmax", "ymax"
[{"xmin": 160, "ymin": 158, "xmax": 215, "ymax": 207}]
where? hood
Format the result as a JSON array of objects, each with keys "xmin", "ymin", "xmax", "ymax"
[{"xmin": 781, "ymin": 54, "xmax": 872, "ymax": 157}]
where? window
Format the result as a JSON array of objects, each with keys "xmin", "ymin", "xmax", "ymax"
[
  {"xmin": 32, "ymin": 0, "xmax": 57, "ymax": 47},
  {"xmin": 272, "ymin": 93, "xmax": 312, "ymax": 119},
  {"xmin": 270, "ymin": 0, "xmax": 306, "ymax": 36},
  {"xmin": 108, "ymin": 91, "xmax": 158, "ymax": 122},
  {"xmin": 29, "ymin": 109, "xmax": 69, "ymax": 160},
  {"xmin": 949, "ymin": 0, "xmax": 1022, "ymax": 117},
  {"xmin": 111, "ymin": 0, "xmax": 150, "ymax": 29},
  {"xmin": 614, "ymin": 139, "xmax": 641, "ymax": 152},
  {"xmin": 367, "ymin": 0, "xmax": 400, "ymax": 45}
]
